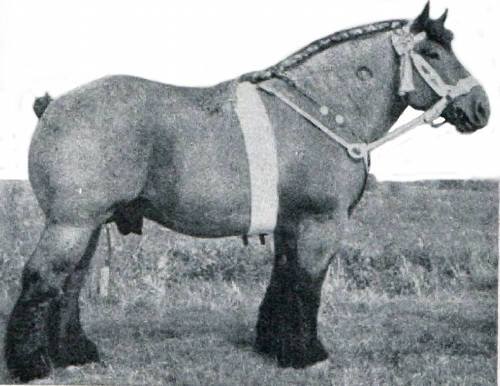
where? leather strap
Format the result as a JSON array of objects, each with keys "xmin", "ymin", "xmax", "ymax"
[
  {"xmin": 235, "ymin": 81, "xmax": 279, "ymax": 236},
  {"xmin": 259, "ymin": 79, "xmax": 371, "ymax": 169}
]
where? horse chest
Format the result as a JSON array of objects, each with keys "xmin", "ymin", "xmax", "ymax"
[{"xmin": 284, "ymin": 156, "xmax": 367, "ymax": 214}]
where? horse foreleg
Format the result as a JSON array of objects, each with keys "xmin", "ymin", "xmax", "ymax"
[
  {"xmin": 47, "ymin": 227, "xmax": 101, "ymax": 368},
  {"xmin": 256, "ymin": 212, "xmax": 345, "ymax": 368},
  {"xmin": 4, "ymin": 222, "xmax": 98, "ymax": 382}
]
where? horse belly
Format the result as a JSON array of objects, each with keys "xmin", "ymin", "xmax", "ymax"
[
  {"xmin": 162, "ymin": 160, "xmax": 251, "ymax": 238},
  {"xmin": 144, "ymin": 85, "xmax": 252, "ymax": 237}
]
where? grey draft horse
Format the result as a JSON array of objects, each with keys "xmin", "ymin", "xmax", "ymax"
[{"xmin": 5, "ymin": 4, "xmax": 490, "ymax": 381}]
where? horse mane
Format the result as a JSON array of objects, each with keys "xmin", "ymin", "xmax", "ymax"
[{"xmin": 242, "ymin": 19, "xmax": 409, "ymax": 83}]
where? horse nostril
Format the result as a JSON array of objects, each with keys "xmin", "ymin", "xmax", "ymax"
[
  {"xmin": 473, "ymin": 100, "xmax": 488, "ymax": 126},
  {"xmin": 476, "ymin": 102, "xmax": 485, "ymax": 118}
]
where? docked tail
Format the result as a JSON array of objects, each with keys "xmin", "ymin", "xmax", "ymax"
[{"xmin": 33, "ymin": 93, "xmax": 53, "ymax": 118}]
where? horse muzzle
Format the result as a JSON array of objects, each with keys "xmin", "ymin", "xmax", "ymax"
[{"xmin": 442, "ymin": 86, "xmax": 490, "ymax": 133}]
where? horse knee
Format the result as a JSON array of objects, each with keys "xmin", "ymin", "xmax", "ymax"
[
  {"xmin": 296, "ymin": 214, "xmax": 346, "ymax": 279},
  {"xmin": 22, "ymin": 223, "xmax": 97, "ymax": 298}
]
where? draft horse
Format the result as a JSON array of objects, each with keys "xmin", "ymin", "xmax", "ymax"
[{"xmin": 5, "ymin": 4, "xmax": 490, "ymax": 381}]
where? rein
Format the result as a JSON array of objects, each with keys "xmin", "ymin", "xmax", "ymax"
[{"xmin": 258, "ymin": 25, "xmax": 479, "ymax": 170}]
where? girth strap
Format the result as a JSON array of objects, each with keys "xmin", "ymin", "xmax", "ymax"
[{"xmin": 235, "ymin": 81, "xmax": 279, "ymax": 236}]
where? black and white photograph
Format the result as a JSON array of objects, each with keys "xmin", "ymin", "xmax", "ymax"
[{"xmin": 0, "ymin": 0, "xmax": 498, "ymax": 384}]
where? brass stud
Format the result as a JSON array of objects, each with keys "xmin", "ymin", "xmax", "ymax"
[{"xmin": 335, "ymin": 114, "xmax": 345, "ymax": 125}]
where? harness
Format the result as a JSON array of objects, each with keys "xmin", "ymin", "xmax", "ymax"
[
  {"xmin": 237, "ymin": 24, "xmax": 479, "ymax": 242},
  {"xmin": 258, "ymin": 25, "xmax": 479, "ymax": 170}
]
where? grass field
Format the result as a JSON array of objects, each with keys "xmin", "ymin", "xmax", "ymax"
[
  {"xmin": 0, "ymin": 281, "xmax": 496, "ymax": 385},
  {"xmin": 0, "ymin": 178, "xmax": 497, "ymax": 384}
]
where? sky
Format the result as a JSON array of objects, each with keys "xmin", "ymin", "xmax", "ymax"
[{"xmin": 0, "ymin": 0, "xmax": 498, "ymax": 181}]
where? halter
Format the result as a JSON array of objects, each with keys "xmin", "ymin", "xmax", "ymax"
[{"xmin": 259, "ymin": 24, "xmax": 480, "ymax": 170}]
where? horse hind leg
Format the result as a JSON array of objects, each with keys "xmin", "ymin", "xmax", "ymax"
[
  {"xmin": 4, "ymin": 222, "xmax": 100, "ymax": 382},
  {"xmin": 47, "ymin": 226, "xmax": 101, "ymax": 368}
]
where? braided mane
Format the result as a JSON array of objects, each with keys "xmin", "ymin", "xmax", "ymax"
[{"xmin": 241, "ymin": 19, "xmax": 408, "ymax": 83}]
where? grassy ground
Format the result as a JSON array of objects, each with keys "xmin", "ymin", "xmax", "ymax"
[
  {"xmin": 0, "ymin": 179, "xmax": 497, "ymax": 384},
  {"xmin": 0, "ymin": 279, "xmax": 496, "ymax": 385}
]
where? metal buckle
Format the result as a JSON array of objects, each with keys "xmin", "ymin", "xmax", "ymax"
[
  {"xmin": 346, "ymin": 143, "xmax": 367, "ymax": 159},
  {"xmin": 346, "ymin": 143, "xmax": 370, "ymax": 170},
  {"xmin": 430, "ymin": 117, "xmax": 447, "ymax": 128}
]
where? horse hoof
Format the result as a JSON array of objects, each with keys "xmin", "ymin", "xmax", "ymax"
[
  {"xmin": 53, "ymin": 336, "xmax": 100, "ymax": 367},
  {"xmin": 308, "ymin": 338, "xmax": 329, "ymax": 364},
  {"xmin": 277, "ymin": 338, "xmax": 329, "ymax": 369},
  {"xmin": 7, "ymin": 348, "xmax": 52, "ymax": 382}
]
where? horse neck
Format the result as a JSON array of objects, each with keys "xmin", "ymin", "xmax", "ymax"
[{"xmin": 286, "ymin": 30, "xmax": 408, "ymax": 143}]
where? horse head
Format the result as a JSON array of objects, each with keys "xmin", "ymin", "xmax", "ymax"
[{"xmin": 403, "ymin": 3, "xmax": 490, "ymax": 133}]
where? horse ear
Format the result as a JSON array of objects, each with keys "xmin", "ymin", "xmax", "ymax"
[
  {"xmin": 411, "ymin": 2, "xmax": 430, "ymax": 32},
  {"xmin": 436, "ymin": 9, "xmax": 448, "ymax": 26}
]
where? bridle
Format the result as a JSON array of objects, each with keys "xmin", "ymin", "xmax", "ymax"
[{"xmin": 258, "ymin": 24, "xmax": 480, "ymax": 170}]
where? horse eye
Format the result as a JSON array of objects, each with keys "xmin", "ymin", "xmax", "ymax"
[{"xmin": 420, "ymin": 49, "xmax": 441, "ymax": 60}]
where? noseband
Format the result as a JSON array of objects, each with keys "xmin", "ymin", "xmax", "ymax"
[{"xmin": 259, "ymin": 24, "xmax": 479, "ymax": 170}]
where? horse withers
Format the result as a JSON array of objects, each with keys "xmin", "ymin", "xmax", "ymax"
[{"xmin": 4, "ymin": 3, "xmax": 489, "ymax": 381}]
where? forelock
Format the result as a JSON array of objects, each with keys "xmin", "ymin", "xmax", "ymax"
[{"xmin": 424, "ymin": 19, "xmax": 454, "ymax": 49}]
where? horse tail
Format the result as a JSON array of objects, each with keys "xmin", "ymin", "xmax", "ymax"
[{"xmin": 33, "ymin": 93, "xmax": 53, "ymax": 118}]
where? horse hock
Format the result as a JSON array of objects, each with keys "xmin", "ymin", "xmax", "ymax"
[{"xmin": 5, "ymin": 223, "xmax": 100, "ymax": 381}]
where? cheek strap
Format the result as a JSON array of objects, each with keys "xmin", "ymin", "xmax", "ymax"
[
  {"xmin": 410, "ymin": 52, "xmax": 479, "ymax": 98},
  {"xmin": 391, "ymin": 24, "xmax": 479, "ymax": 100}
]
